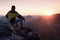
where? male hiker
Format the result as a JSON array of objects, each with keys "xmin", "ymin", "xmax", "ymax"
[{"xmin": 6, "ymin": 5, "xmax": 25, "ymax": 33}]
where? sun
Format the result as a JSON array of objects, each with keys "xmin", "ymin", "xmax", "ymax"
[
  {"xmin": 43, "ymin": 9, "xmax": 54, "ymax": 16},
  {"xmin": 46, "ymin": 11, "xmax": 53, "ymax": 16}
]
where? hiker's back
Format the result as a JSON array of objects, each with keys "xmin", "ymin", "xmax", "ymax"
[{"xmin": 7, "ymin": 11, "xmax": 18, "ymax": 22}]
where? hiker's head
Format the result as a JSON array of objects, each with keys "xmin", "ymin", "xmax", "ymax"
[{"xmin": 11, "ymin": 5, "xmax": 15, "ymax": 11}]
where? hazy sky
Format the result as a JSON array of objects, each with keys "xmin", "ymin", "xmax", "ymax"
[{"xmin": 0, "ymin": 0, "xmax": 60, "ymax": 15}]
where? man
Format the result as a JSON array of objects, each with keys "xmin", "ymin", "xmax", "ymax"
[{"xmin": 6, "ymin": 5, "xmax": 25, "ymax": 32}]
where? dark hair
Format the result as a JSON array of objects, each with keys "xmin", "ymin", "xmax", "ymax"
[{"xmin": 11, "ymin": 5, "xmax": 15, "ymax": 11}]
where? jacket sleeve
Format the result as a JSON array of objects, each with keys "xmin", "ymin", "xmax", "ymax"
[
  {"xmin": 17, "ymin": 14, "xmax": 25, "ymax": 21},
  {"xmin": 6, "ymin": 13, "xmax": 8, "ymax": 18},
  {"xmin": 16, "ymin": 11, "xmax": 25, "ymax": 21}
]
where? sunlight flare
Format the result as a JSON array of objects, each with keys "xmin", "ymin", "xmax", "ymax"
[{"xmin": 41, "ymin": 9, "xmax": 55, "ymax": 16}]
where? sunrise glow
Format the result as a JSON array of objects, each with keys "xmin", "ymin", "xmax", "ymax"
[
  {"xmin": 42, "ymin": 9, "xmax": 55, "ymax": 16},
  {"xmin": 45, "ymin": 11, "xmax": 54, "ymax": 16}
]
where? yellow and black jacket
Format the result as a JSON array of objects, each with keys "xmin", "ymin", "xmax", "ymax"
[{"xmin": 6, "ymin": 10, "xmax": 25, "ymax": 22}]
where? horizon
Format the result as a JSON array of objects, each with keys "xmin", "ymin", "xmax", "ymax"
[{"xmin": 0, "ymin": 13, "xmax": 60, "ymax": 17}]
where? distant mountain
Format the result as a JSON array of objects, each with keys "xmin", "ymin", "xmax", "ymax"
[
  {"xmin": 0, "ymin": 13, "xmax": 60, "ymax": 40},
  {"xmin": 0, "ymin": 16, "xmax": 8, "ymax": 23},
  {"xmin": 50, "ymin": 13, "xmax": 60, "ymax": 28}
]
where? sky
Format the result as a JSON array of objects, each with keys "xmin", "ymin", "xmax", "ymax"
[{"xmin": 0, "ymin": 0, "xmax": 60, "ymax": 16}]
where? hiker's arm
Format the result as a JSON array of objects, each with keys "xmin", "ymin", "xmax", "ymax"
[
  {"xmin": 6, "ymin": 14, "xmax": 8, "ymax": 18},
  {"xmin": 6, "ymin": 12, "xmax": 9, "ymax": 18},
  {"xmin": 18, "ymin": 15, "xmax": 25, "ymax": 21},
  {"xmin": 16, "ymin": 12, "xmax": 25, "ymax": 21}
]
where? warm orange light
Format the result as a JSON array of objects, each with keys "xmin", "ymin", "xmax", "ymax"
[
  {"xmin": 41, "ymin": 9, "xmax": 55, "ymax": 16},
  {"xmin": 45, "ymin": 11, "xmax": 53, "ymax": 16}
]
